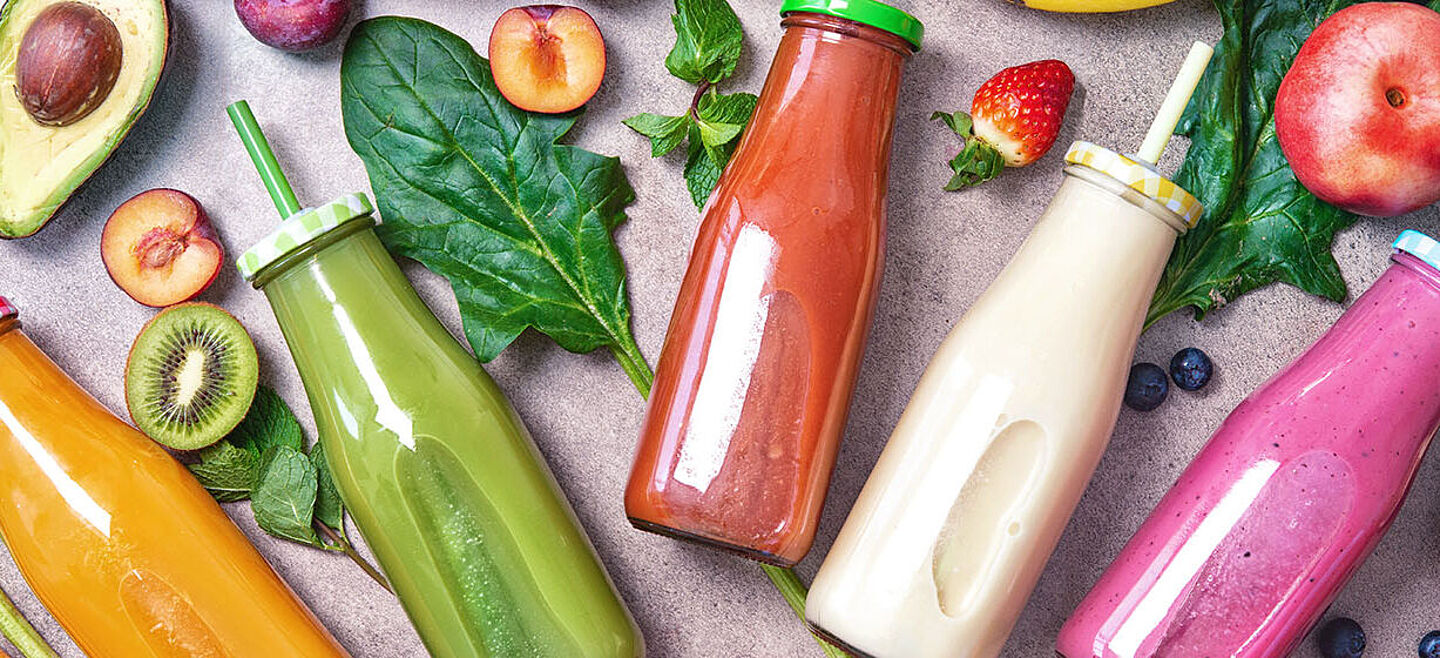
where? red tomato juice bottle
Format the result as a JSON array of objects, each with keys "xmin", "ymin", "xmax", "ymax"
[{"xmin": 625, "ymin": 0, "xmax": 923, "ymax": 566}]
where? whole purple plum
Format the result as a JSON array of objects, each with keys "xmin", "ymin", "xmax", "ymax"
[{"xmin": 234, "ymin": 0, "xmax": 351, "ymax": 52}]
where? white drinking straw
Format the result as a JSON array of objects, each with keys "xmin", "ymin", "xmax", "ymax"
[{"xmin": 1136, "ymin": 41, "xmax": 1215, "ymax": 164}]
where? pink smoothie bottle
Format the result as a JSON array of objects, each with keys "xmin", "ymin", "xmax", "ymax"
[{"xmin": 1058, "ymin": 230, "xmax": 1440, "ymax": 658}]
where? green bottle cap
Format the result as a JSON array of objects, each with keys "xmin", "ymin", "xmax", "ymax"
[{"xmin": 780, "ymin": 0, "xmax": 923, "ymax": 50}]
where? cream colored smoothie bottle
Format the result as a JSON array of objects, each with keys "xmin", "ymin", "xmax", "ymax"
[{"xmin": 805, "ymin": 140, "xmax": 1203, "ymax": 657}]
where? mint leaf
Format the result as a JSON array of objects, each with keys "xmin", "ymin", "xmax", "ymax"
[
  {"xmin": 665, "ymin": 0, "xmax": 744, "ymax": 84},
  {"xmin": 311, "ymin": 442, "xmax": 344, "ymax": 533},
  {"xmin": 226, "ymin": 387, "xmax": 304, "ymax": 458},
  {"xmin": 695, "ymin": 90, "xmax": 756, "ymax": 161},
  {"xmin": 622, "ymin": 113, "xmax": 691, "ymax": 157},
  {"xmin": 629, "ymin": 0, "xmax": 755, "ymax": 210},
  {"xmin": 694, "ymin": 120, "xmax": 743, "ymax": 151},
  {"xmin": 1146, "ymin": 0, "xmax": 1362, "ymax": 327},
  {"xmin": 188, "ymin": 441, "xmax": 259, "ymax": 502},
  {"xmin": 341, "ymin": 17, "xmax": 647, "ymax": 385},
  {"xmin": 252, "ymin": 445, "xmax": 321, "ymax": 548},
  {"xmin": 678, "ymin": 90, "xmax": 758, "ymax": 208},
  {"xmin": 683, "ymin": 124, "xmax": 726, "ymax": 208}
]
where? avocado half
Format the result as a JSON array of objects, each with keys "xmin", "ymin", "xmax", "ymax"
[{"xmin": 0, "ymin": 0, "xmax": 169, "ymax": 238}]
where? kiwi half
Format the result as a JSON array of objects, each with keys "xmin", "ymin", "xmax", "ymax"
[{"xmin": 125, "ymin": 302, "xmax": 259, "ymax": 450}]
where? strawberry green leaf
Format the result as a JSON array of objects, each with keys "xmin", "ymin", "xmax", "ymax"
[
  {"xmin": 931, "ymin": 110, "xmax": 973, "ymax": 137},
  {"xmin": 665, "ymin": 0, "xmax": 744, "ymax": 85},
  {"xmin": 932, "ymin": 112, "xmax": 1003, "ymax": 190},
  {"xmin": 341, "ymin": 17, "xmax": 646, "ymax": 383},
  {"xmin": 1146, "ymin": 0, "xmax": 1363, "ymax": 328},
  {"xmin": 623, "ymin": 113, "xmax": 691, "ymax": 157}
]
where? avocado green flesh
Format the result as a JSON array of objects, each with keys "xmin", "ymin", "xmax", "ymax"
[{"xmin": 0, "ymin": 0, "xmax": 168, "ymax": 238}]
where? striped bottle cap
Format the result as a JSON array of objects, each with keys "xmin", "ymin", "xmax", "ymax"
[
  {"xmin": 1065, "ymin": 141, "xmax": 1204, "ymax": 229},
  {"xmin": 236, "ymin": 193, "xmax": 375, "ymax": 281}
]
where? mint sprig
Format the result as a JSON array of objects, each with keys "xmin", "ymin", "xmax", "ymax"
[
  {"xmin": 624, "ymin": 0, "xmax": 758, "ymax": 208},
  {"xmin": 188, "ymin": 386, "xmax": 388, "ymax": 591}
]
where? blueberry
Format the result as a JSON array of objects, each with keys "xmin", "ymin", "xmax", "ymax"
[
  {"xmin": 1169, "ymin": 347, "xmax": 1214, "ymax": 391},
  {"xmin": 1420, "ymin": 630, "xmax": 1440, "ymax": 658},
  {"xmin": 1124, "ymin": 363, "xmax": 1169, "ymax": 411},
  {"xmin": 1316, "ymin": 617, "xmax": 1365, "ymax": 658}
]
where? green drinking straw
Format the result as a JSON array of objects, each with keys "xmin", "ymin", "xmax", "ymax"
[{"xmin": 226, "ymin": 100, "xmax": 303, "ymax": 220}]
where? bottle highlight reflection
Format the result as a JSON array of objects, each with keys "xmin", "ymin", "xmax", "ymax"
[{"xmin": 0, "ymin": 301, "xmax": 348, "ymax": 657}]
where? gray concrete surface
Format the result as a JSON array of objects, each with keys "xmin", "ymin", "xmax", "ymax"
[{"xmin": 1, "ymin": 0, "xmax": 1437, "ymax": 656}]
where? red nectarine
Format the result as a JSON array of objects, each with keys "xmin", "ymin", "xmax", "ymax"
[
  {"xmin": 489, "ymin": 6, "xmax": 606, "ymax": 114},
  {"xmin": 1276, "ymin": 2, "xmax": 1440, "ymax": 217},
  {"xmin": 101, "ymin": 189, "xmax": 224, "ymax": 307}
]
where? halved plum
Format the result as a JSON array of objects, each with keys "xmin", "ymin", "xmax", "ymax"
[
  {"xmin": 488, "ymin": 5, "xmax": 606, "ymax": 114},
  {"xmin": 101, "ymin": 189, "xmax": 224, "ymax": 307}
]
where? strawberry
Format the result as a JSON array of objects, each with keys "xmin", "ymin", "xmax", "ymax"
[{"xmin": 934, "ymin": 59, "xmax": 1076, "ymax": 190}]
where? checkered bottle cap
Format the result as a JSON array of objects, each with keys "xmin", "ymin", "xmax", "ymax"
[
  {"xmin": 1393, "ymin": 230, "xmax": 1440, "ymax": 269},
  {"xmin": 236, "ymin": 193, "xmax": 376, "ymax": 281},
  {"xmin": 1064, "ymin": 141, "xmax": 1203, "ymax": 229},
  {"xmin": 0, "ymin": 297, "xmax": 14, "ymax": 321}
]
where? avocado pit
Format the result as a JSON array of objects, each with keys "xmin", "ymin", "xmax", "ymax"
[{"xmin": 15, "ymin": 1, "xmax": 123, "ymax": 127}]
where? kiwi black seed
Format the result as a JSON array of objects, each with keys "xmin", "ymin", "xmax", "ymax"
[{"xmin": 125, "ymin": 302, "xmax": 259, "ymax": 450}]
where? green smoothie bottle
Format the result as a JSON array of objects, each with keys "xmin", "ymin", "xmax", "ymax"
[{"xmin": 227, "ymin": 102, "xmax": 642, "ymax": 658}]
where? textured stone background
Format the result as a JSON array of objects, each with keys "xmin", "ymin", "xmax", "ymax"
[{"xmin": 1, "ymin": 0, "xmax": 1437, "ymax": 656}]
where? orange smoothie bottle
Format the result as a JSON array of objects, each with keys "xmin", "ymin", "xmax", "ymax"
[{"xmin": 0, "ymin": 298, "xmax": 348, "ymax": 656}]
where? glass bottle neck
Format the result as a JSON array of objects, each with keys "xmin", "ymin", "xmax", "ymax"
[
  {"xmin": 779, "ymin": 12, "xmax": 916, "ymax": 58},
  {"xmin": 1064, "ymin": 165, "xmax": 1189, "ymax": 235},
  {"xmin": 1393, "ymin": 251, "xmax": 1440, "ymax": 292},
  {"xmin": 255, "ymin": 225, "xmax": 418, "ymax": 320}
]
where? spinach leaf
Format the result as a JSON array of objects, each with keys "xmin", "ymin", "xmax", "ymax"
[
  {"xmin": 252, "ymin": 446, "xmax": 322, "ymax": 548},
  {"xmin": 341, "ymin": 17, "xmax": 649, "ymax": 390},
  {"xmin": 665, "ymin": 0, "xmax": 745, "ymax": 84},
  {"xmin": 1146, "ymin": 0, "xmax": 1363, "ymax": 327}
]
